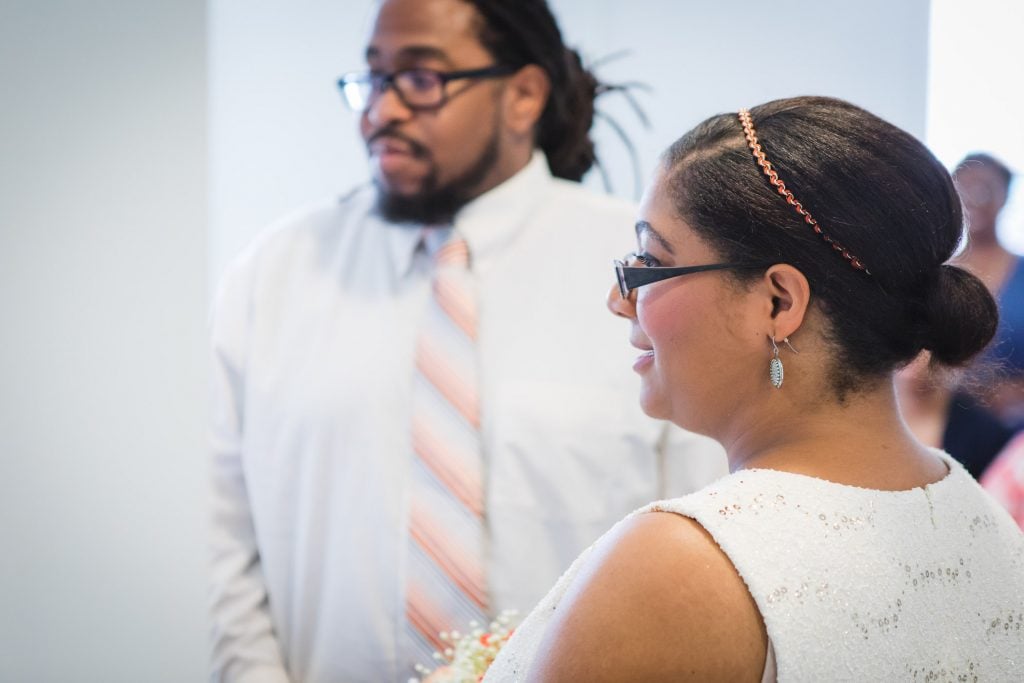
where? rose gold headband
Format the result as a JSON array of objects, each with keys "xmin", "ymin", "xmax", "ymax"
[{"xmin": 738, "ymin": 109, "xmax": 869, "ymax": 274}]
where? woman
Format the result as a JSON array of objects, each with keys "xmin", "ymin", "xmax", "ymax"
[
  {"xmin": 954, "ymin": 153, "xmax": 1024, "ymax": 423},
  {"xmin": 484, "ymin": 97, "xmax": 1024, "ymax": 681}
]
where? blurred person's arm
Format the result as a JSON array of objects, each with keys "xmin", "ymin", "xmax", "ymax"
[{"xmin": 208, "ymin": 258, "xmax": 290, "ymax": 683}]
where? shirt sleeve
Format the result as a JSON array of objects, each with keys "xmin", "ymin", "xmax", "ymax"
[{"xmin": 207, "ymin": 254, "xmax": 290, "ymax": 683}]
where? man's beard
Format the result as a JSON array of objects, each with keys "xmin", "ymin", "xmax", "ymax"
[{"xmin": 373, "ymin": 126, "xmax": 501, "ymax": 226}]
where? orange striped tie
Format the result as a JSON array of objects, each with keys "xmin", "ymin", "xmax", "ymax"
[{"xmin": 404, "ymin": 235, "xmax": 488, "ymax": 671}]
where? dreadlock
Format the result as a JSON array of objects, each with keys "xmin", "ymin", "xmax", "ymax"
[{"xmin": 463, "ymin": 0, "xmax": 599, "ymax": 181}]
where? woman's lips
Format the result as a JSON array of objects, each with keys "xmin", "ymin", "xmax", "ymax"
[{"xmin": 633, "ymin": 349, "xmax": 655, "ymax": 372}]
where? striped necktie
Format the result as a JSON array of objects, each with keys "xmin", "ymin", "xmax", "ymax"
[{"xmin": 404, "ymin": 234, "xmax": 489, "ymax": 671}]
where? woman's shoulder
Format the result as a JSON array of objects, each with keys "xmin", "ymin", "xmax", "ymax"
[
  {"xmin": 524, "ymin": 507, "xmax": 766, "ymax": 682},
  {"xmin": 638, "ymin": 467, "xmax": 790, "ymax": 521}
]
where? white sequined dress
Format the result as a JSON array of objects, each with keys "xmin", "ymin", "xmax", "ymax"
[{"xmin": 485, "ymin": 451, "xmax": 1024, "ymax": 682}]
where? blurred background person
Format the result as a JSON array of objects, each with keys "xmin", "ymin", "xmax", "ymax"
[
  {"xmin": 895, "ymin": 352, "xmax": 1015, "ymax": 479},
  {"xmin": 954, "ymin": 153, "xmax": 1024, "ymax": 422},
  {"xmin": 980, "ymin": 431, "xmax": 1024, "ymax": 529},
  {"xmin": 893, "ymin": 153, "xmax": 1024, "ymax": 529},
  {"xmin": 896, "ymin": 352, "xmax": 1024, "ymax": 529}
]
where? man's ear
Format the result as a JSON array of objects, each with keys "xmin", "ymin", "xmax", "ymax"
[
  {"xmin": 503, "ymin": 64, "xmax": 550, "ymax": 137},
  {"xmin": 761, "ymin": 264, "xmax": 811, "ymax": 339}
]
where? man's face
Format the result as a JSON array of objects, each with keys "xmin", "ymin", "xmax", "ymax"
[{"xmin": 361, "ymin": 0, "xmax": 509, "ymax": 224}]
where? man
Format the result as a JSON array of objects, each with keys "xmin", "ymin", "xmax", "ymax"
[{"xmin": 208, "ymin": 1, "xmax": 725, "ymax": 681}]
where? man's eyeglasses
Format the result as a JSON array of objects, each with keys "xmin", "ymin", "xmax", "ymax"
[
  {"xmin": 614, "ymin": 253, "xmax": 755, "ymax": 299},
  {"xmin": 337, "ymin": 65, "xmax": 515, "ymax": 112}
]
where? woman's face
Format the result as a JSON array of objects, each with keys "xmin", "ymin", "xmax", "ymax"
[
  {"xmin": 955, "ymin": 164, "xmax": 1008, "ymax": 238},
  {"xmin": 607, "ymin": 171, "xmax": 763, "ymax": 435}
]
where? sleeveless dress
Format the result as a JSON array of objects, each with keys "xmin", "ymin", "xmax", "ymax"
[
  {"xmin": 988, "ymin": 258, "xmax": 1024, "ymax": 375},
  {"xmin": 484, "ymin": 452, "xmax": 1024, "ymax": 682}
]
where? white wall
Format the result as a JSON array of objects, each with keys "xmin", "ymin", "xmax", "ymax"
[
  {"xmin": 210, "ymin": 0, "xmax": 931, "ymax": 282},
  {"xmin": 0, "ymin": 2, "xmax": 208, "ymax": 681}
]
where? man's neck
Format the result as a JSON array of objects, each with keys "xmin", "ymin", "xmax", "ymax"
[{"xmin": 467, "ymin": 146, "xmax": 535, "ymax": 203}]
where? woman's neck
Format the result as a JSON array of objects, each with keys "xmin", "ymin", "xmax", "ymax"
[{"xmin": 721, "ymin": 382, "xmax": 947, "ymax": 491}]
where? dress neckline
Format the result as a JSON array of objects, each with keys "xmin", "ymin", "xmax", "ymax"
[{"xmin": 729, "ymin": 448, "xmax": 957, "ymax": 497}]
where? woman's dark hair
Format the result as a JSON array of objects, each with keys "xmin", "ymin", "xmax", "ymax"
[
  {"xmin": 463, "ymin": 0, "xmax": 598, "ymax": 181},
  {"xmin": 663, "ymin": 96, "xmax": 998, "ymax": 398}
]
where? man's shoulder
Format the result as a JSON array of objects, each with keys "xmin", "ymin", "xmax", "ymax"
[
  {"xmin": 544, "ymin": 177, "xmax": 637, "ymax": 219},
  {"xmin": 258, "ymin": 184, "xmax": 375, "ymax": 245},
  {"xmin": 529, "ymin": 179, "xmax": 637, "ymax": 254},
  {"xmin": 231, "ymin": 184, "xmax": 377, "ymax": 267}
]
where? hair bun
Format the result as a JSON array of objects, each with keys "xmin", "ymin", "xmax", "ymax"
[{"xmin": 921, "ymin": 264, "xmax": 999, "ymax": 366}]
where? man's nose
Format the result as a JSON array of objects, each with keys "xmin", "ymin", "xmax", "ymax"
[{"xmin": 365, "ymin": 83, "xmax": 413, "ymax": 128}]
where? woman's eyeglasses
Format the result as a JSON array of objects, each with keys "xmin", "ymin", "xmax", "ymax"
[{"xmin": 613, "ymin": 253, "xmax": 756, "ymax": 298}]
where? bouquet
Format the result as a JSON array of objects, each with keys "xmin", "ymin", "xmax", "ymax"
[{"xmin": 411, "ymin": 609, "xmax": 519, "ymax": 683}]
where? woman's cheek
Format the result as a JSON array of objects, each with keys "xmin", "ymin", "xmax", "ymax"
[{"xmin": 636, "ymin": 288, "xmax": 681, "ymax": 344}]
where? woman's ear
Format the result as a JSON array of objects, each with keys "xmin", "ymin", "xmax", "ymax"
[
  {"xmin": 762, "ymin": 264, "xmax": 810, "ymax": 339},
  {"xmin": 503, "ymin": 64, "xmax": 550, "ymax": 137}
]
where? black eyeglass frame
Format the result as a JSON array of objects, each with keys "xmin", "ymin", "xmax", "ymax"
[
  {"xmin": 614, "ymin": 254, "xmax": 759, "ymax": 298},
  {"xmin": 337, "ymin": 64, "xmax": 517, "ymax": 112}
]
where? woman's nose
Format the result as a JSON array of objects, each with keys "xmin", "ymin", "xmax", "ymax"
[{"xmin": 606, "ymin": 282, "xmax": 636, "ymax": 319}]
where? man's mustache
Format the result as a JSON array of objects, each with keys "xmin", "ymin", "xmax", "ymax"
[{"xmin": 366, "ymin": 128, "xmax": 430, "ymax": 159}]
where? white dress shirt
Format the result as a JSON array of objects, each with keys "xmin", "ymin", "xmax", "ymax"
[{"xmin": 208, "ymin": 152, "xmax": 727, "ymax": 683}]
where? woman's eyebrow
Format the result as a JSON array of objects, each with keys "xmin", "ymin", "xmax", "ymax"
[{"xmin": 635, "ymin": 220, "xmax": 675, "ymax": 255}]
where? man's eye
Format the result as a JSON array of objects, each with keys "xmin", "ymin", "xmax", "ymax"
[
  {"xmin": 366, "ymin": 72, "xmax": 387, "ymax": 89},
  {"xmin": 403, "ymin": 70, "xmax": 439, "ymax": 91}
]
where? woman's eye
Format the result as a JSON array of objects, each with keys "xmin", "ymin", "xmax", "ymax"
[{"xmin": 636, "ymin": 252, "xmax": 660, "ymax": 267}]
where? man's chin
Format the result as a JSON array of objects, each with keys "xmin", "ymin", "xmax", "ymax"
[
  {"xmin": 372, "ymin": 162, "xmax": 427, "ymax": 192},
  {"xmin": 374, "ymin": 185, "xmax": 463, "ymax": 226}
]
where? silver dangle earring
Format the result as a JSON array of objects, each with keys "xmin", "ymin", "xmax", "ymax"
[
  {"xmin": 769, "ymin": 336, "xmax": 799, "ymax": 389},
  {"xmin": 769, "ymin": 336, "xmax": 784, "ymax": 389}
]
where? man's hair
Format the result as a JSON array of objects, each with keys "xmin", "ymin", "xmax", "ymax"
[
  {"xmin": 955, "ymin": 152, "xmax": 1014, "ymax": 192},
  {"xmin": 464, "ymin": 0, "xmax": 599, "ymax": 181}
]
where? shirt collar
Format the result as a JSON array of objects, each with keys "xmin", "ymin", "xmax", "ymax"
[
  {"xmin": 454, "ymin": 150, "xmax": 552, "ymax": 274},
  {"xmin": 381, "ymin": 150, "xmax": 554, "ymax": 277},
  {"xmin": 382, "ymin": 219, "xmax": 426, "ymax": 280}
]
